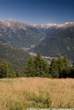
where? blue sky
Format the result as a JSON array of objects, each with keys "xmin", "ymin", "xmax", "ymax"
[{"xmin": 0, "ymin": 0, "xmax": 73, "ymax": 24}]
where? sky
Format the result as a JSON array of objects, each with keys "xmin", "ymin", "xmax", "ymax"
[{"xmin": 0, "ymin": 0, "xmax": 73, "ymax": 24}]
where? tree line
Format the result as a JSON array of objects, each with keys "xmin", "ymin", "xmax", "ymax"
[{"xmin": 0, "ymin": 54, "xmax": 74, "ymax": 78}]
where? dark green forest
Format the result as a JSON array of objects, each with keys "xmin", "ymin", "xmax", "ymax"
[{"xmin": 0, "ymin": 54, "xmax": 74, "ymax": 78}]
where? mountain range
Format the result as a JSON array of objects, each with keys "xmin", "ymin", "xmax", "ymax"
[{"xmin": 0, "ymin": 20, "xmax": 74, "ymax": 69}]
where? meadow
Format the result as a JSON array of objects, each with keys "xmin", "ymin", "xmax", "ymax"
[{"xmin": 0, "ymin": 78, "xmax": 74, "ymax": 110}]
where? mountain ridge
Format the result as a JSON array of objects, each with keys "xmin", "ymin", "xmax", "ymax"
[
  {"xmin": 0, "ymin": 20, "xmax": 74, "ymax": 63},
  {"xmin": 0, "ymin": 20, "xmax": 74, "ymax": 28}
]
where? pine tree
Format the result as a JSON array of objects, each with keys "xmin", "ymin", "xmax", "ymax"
[{"xmin": 25, "ymin": 54, "xmax": 49, "ymax": 77}]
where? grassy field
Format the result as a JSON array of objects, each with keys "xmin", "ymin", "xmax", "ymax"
[{"xmin": 0, "ymin": 78, "xmax": 74, "ymax": 110}]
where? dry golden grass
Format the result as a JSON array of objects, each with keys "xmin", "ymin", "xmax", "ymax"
[{"xmin": 0, "ymin": 77, "xmax": 74, "ymax": 109}]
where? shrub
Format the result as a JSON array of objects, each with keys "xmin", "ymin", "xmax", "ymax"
[
  {"xmin": 25, "ymin": 90, "xmax": 52, "ymax": 108},
  {"xmin": 7, "ymin": 100, "xmax": 25, "ymax": 110}
]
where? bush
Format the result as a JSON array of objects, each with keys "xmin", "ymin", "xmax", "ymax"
[
  {"xmin": 25, "ymin": 90, "xmax": 52, "ymax": 108},
  {"xmin": 0, "ymin": 62, "xmax": 8, "ymax": 78},
  {"xmin": 7, "ymin": 100, "xmax": 25, "ymax": 110},
  {"xmin": 0, "ymin": 60, "xmax": 16, "ymax": 78}
]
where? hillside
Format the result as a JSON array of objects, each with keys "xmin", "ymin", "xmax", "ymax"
[
  {"xmin": 0, "ymin": 43, "xmax": 29, "ymax": 71},
  {"xmin": 0, "ymin": 20, "xmax": 46, "ymax": 48},
  {"xmin": 0, "ymin": 20, "xmax": 74, "ymax": 63},
  {"xmin": 32, "ymin": 22, "xmax": 74, "ymax": 62}
]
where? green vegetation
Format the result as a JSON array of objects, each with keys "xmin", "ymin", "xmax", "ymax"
[
  {"xmin": 0, "ymin": 54, "xmax": 74, "ymax": 78},
  {"xmin": 49, "ymin": 56, "xmax": 72, "ymax": 78},
  {"xmin": 0, "ymin": 60, "xmax": 16, "ymax": 78},
  {"xmin": 22, "ymin": 90, "xmax": 51, "ymax": 108},
  {"xmin": 0, "ymin": 43, "xmax": 29, "ymax": 72},
  {"xmin": 24, "ymin": 54, "xmax": 49, "ymax": 77},
  {"xmin": 24, "ymin": 54, "xmax": 74, "ymax": 78}
]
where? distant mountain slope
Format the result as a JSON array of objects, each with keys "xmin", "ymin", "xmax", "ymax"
[
  {"xmin": 33, "ymin": 23, "xmax": 74, "ymax": 62},
  {"xmin": 0, "ymin": 20, "xmax": 46, "ymax": 48},
  {"xmin": 0, "ymin": 20, "xmax": 74, "ymax": 62},
  {"xmin": 0, "ymin": 43, "xmax": 29, "ymax": 71}
]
